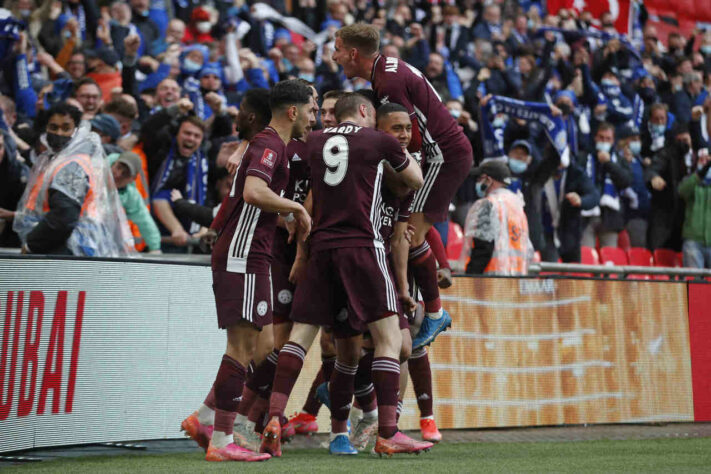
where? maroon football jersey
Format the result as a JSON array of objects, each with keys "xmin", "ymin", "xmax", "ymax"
[
  {"xmin": 378, "ymin": 186, "xmax": 412, "ymax": 254},
  {"xmin": 273, "ymin": 138, "xmax": 312, "ymax": 263},
  {"xmin": 212, "ymin": 127, "xmax": 289, "ymax": 274},
  {"xmin": 306, "ymin": 122, "xmax": 410, "ymax": 251},
  {"xmin": 371, "ymin": 55, "xmax": 471, "ymax": 162}
]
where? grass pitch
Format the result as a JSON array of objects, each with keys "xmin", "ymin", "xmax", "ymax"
[{"xmin": 7, "ymin": 437, "xmax": 711, "ymax": 473}]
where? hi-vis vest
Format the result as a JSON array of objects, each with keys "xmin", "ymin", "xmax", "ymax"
[
  {"xmin": 128, "ymin": 144, "xmax": 151, "ymax": 251},
  {"xmin": 25, "ymin": 154, "xmax": 96, "ymax": 217},
  {"xmin": 483, "ymin": 189, "xmax": 530, "ymax": 275}
]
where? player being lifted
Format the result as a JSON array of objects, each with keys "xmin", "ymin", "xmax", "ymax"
[
  {"xmin": 182, "ymin": 80, "xmax": 314, "ymax": 462},
  {"xmin": 261, "ymin": 93, "xmax": 430, "ymax": 457},
  {"xmin": 332, "ymin": 24, "xmax": 475, "ymax": 348}
]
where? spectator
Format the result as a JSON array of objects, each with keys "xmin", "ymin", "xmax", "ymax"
[
  {"xmin": 72, "ymin": 78, "xmax": 104, "ymax": 120},
  {"xmin": 150, "ymin": 115, "xmax": 208, "ymax": 251},
  {"xmin": 679, "ymin": 151, "xmax": 711, "ymax": 268},
  {"xmin": 109, "ymin": 151, "xmax": 161, "ymax": 254},
  {"xmin": 85, "ymin": 47, "xmax": 122, "ymax": 103},
  {"xmin": 90, "ymin": 113, "xmax": 123, "ymax": 155},
  {"xmin": 579, "ymin": 122, "xmax": 632, "ymax": 248},
  {"xmin": 13, "ymin": 103, "xmax": 132, "ymax": 256},
  {"xmin": 129, "ymin": 0, "xmax": 161, "ymax": 57},
  {"xmin": 617, "ymin": 126, "xmax": 651, "ymax": 248},
  {"xmin": 671, "ymin": 71, "xmax": 704, "ymax": 124},
  {"xmin": 460, "ymin": 160, "xmax": 533, "ymax": 275},
  {"xmin": 647, "ymin": 122, "xmax": 695, "ymax": 251},
  {"xmin": 0, "ymin": 131, "xmax": 28, "ymax": 247}
]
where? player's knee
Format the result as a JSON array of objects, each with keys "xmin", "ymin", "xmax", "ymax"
[{"xmin": 400, "ymin": 331, "xmax": 412, "ymax": 362}]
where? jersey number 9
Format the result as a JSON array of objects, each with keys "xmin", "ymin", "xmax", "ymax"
[{"xmin": 322, "ymin": 135, "xmax": 349, "ymax": 186}]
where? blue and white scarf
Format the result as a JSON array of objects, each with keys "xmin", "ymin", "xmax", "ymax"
[
  {"xmin": 537, "ymin": 26, "xmax": 642, "ymax": 62},
  {"xmin": 581, "ymin": 151, "xmax": 620, "ymax": 217},
  {"xmin": 152, "ymin": 142, "xmax": 208, "ymax": 232},
  {"xmin": 482, "ymin": 95, "xmax": 570, "ymax": 165},
  {"xmin": 479, "ymin": 99, "xmax": 505, "ymax": 161},
  {"xmin": 63, "ymin": 4, "xmax": 86, "ymax": 40}
]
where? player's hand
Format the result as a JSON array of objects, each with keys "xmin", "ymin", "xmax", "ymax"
[
  {"xmin": 565, "ymin": 192, "xmax": 581, "ymax": 207},
  {"xmin": 294, "ymin": 207, "xmax": 312, "ymax": 242},
  {"xmin": 171, "ymin": 228, "xmax": 190, "ymax": 246},
  {"xmin": 398, "ymin": 292, "xmax": 417, "ymax": 316},
  {"xmin": 285, "ymin": 216, "xmax": 298, "ymax": 243},
  {"xmin": 289, "ymin": 256, "xmax": 307, "ymax": 284},
  {"xmin": 224, "ymin": 140, "xmax": 248, "ymax": 174},
  {"xmin": 201, "ymin": 228, "xmax": 218, "ymax": 250},
  {"xmin": 404, "ymin": 224, "xmax": 415, "ymax": 244},
  {"xmin": 651, "ymin": 175, "xmax": 666, "ymax": 191}
]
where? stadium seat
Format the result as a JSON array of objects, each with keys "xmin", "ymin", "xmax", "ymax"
[
  {"xmin": 446, "ymin": 221, "xmax": 464, "ymax": 261},
  {"xmin": 580, "ymin": 246, "xmax": 600, "ymax": 265},
  {"xmin": 617, "ymin": 230, "xmax": 631, "ymax": 253},
  {"xmin": 627, "ymin": 247, "xmax": 653, "ymax": 280},
  {"xmin": 653, "ymin": 249, "xmax": 681, "ymax": 267},
  {"xmin": 599, "ymin": 247, "xmax": 628, "ymax": 278}
]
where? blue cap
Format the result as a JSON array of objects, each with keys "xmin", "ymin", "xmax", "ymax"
[
  {"xmin": 199, "ymin": 62, "xmax": 222, "ymax": 79},
  {"xmin": 90, "ymin": 114, "xmax": 121, "ymax": 140},
  {"xmin": 181, "ymin": 44, "xmax": 209, "ymax": 65}
]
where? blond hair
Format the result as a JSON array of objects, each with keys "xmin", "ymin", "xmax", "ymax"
[{"xmin": 336, "ymin": 23, "xmax": 380, "ymax": 56}]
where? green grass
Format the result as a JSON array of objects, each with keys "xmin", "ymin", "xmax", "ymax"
[{"xmin": 7, "ymin": 438, "xmax": 711, "ymax": 473}]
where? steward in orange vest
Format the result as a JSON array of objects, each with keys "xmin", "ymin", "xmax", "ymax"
[
  {"xmin": 463, "ymin": 160, "xmax": 533, "ymax": 276},
  {"xmin": 13, "ymin": 104, "xmax": 134, "ymax": 257}
]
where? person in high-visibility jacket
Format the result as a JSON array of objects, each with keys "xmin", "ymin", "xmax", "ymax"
[
  {"xmin": 13, "ymin": 103, "xmax": 134, "ymax": 257},
  {"xmin": 462, "ymin": 160, "xmax": 534, "ymax": 276}
]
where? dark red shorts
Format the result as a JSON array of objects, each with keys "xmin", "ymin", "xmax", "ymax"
[
  {"xmin": 271, "ymin": 257, "xmax": 294, "ymax": 324},
  {"xmin": 290, "ymin": 246, "xmax": 399, "ymax": 338},
  {"xmin": 411, "ymin": 141, "xmax": 473, "ymax": 223},
  {"xmin": 212, "ymin": 270, "xmax": 273, "ymax": 330}
]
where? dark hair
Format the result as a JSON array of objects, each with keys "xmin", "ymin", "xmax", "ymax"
[
  {"xmin": 46, "ymin": 102, "xmax": 82, "ymax": 128},
  {"xmin": 376, "ymin": 102, "xmax": 409, "ymax": 124},
  {"xmin": 269, "ymin": 79, "xmax": 312, "ymax": 111},
  {"xmin": 178, "ymin": 114, "xmax": 206, "ymax": 133},
  {"xmin": 595, "ymin": 122, "xmax": 615, "ymax": 136},
  {"xmin": 243, "ymin": 88, "xmax": 272, "ymax": 130},
  {"xmin": 323, "ymin": 90, "xmax": 346, "ymax": 101},
  {"xmin": 72, "ymin": 77, "xmax": 101, "ymax": 97},
  {"xmin": 334, "ymin": 92, "xmax": 373, "ymax": 123},
  {"xmin": 355, "ymin": 89, "xmax": 377, "ymax": 108}
]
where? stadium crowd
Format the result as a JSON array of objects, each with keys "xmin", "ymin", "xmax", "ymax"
[{"xmin": 0, "ymin": 0, "xmax": 711, "ymax": 269}]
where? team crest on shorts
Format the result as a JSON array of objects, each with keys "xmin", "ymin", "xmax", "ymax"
[
  {"xmin": 256, "ymin": 301, "xmax": 268, "ymax": 316},
  {"xmin": 278, "ymin": 289, "xmax": 293, "ymax": 304}
]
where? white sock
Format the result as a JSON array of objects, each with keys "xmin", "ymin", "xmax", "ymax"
[
  {"xmin": 426, "ymin": 308, "xmax": 443, "ymax": 320},
  {"xmin": 245, "ymin": 420, "xmax": 256, "ymax": 433},
  {"xmin": 197, "ymin": 404, "xmax": 215, "ymax": 426},
  {"xmin": 421, "ymin": 415, "xmax": 434, "ymax": 421},
  {"xmin": 233, "ymin": 413, "xmax": 247, "ymax": 426},
  {"xmin": 329, "ymin": 431, "xmax": 348, "ymax": 441},
  {"xmin": 363, "ymin": 409, "xmax": 378, "ymax": 421},
  {"xmin": 211, "ymin": 430, "xmax": 233, "ymax": 449}
]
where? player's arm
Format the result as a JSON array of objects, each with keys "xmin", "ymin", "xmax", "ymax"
[
  {"xmin": 391, "ymin": 221, "xmax": 417, "ymax": 308},
  {"xmin": 409, "ymin": 116, "xmax": 422, "ymax": 153},
  {"xmin": 243, "ymin": 176, "xmax": 311, "ymax": 241},
  {"xmin": 289, "ymin": 190, "xmax": 312, "ymax": 284},
  {"xmin": 395, "ymin": 149, "xmax": 424, "ymax": 190}
]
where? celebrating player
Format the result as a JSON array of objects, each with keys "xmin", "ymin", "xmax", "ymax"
[
  {"xmin": 261, "ymin": 93, "xmax": 429, "ymax": 457},
  {"xmin": 182, "ymin": 80, "xmax": 314, "ymax": 462},
  {"xmin": 332, "ymin": 24, "xmax": 475, "ymax": 348}
]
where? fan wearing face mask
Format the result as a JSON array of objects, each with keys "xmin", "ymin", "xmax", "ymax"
[
  {"xmin": 579, "ymin": 122, "xmax": 633, "ymax": 249},
  {"xmin": 647, "ymin": 122, "xmax": 697, "ymax": 251},
  {"xmin": 460, "ymin": 160, "xmax": 533, "ymax": 276},
  {"xmin": 183, "ymin": 6, "xmax": 215, "ymax": 45},
  {"xmin": 617, "ymin": 126, "xmax": 651, "ymax": 248}
]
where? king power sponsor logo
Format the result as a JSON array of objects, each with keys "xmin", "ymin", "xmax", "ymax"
[{"xmin": 0, "ymin": 291, "xmax": 86, "ymax": 420}]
